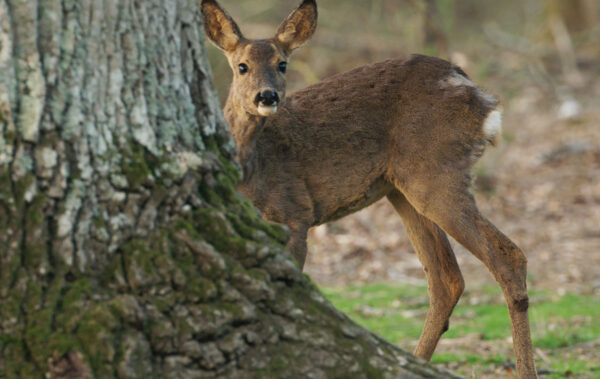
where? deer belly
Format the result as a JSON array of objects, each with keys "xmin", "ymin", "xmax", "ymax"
[{"xmin": 315, "ymin": 177, "xmax": 393, "ymax": 225}]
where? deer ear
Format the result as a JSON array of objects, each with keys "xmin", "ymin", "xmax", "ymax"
[
  {"xmin": 201, "ymin": 0, "xmax": 244, "ymax": 52},
  {"xmin": 275, "ymin": 0, "xmax": 318, "ymax": 54}
]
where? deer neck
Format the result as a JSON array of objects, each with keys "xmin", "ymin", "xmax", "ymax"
[{"xmin": 223, "ymin": 97, "xmax": 267, "ymax": 178}]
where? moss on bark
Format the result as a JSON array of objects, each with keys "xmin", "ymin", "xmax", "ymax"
[{"xmin": 0, "ymin": 0, "xmax": 459, "ymax": 377}]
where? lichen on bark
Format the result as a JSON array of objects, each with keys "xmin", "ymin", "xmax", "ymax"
[{"xmin": 0, "ymin": 0, "xmax": 459, "ymax": 378}]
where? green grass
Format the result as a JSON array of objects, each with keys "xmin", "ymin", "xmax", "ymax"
[
  {"xmin": 431, "ymin": 351, "xmax": 507, "ymax": 367},
  {"xmin": 322, "ymin": 283, "xmax": 429, "ymax": 343},
  {"xmin": 322, "ymin": 283, "xmax": 600, "ymax": 377}
]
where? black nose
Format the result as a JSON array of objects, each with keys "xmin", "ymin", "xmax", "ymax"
[{"xmin": 255, "ymin": 90, "xmax": 280, "ymax": 106}]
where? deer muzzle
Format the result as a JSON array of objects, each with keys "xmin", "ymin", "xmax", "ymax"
[{"xmin": 255, "ymin": 90, "xmax": 280, "ymax": 116}]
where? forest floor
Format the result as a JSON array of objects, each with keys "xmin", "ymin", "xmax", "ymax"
[{"xmin": 304, "ymin": 63, "xmax": 600, "ymax": 377}]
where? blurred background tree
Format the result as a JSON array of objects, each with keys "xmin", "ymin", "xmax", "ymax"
[{"xmin": 207, "ymin": 0, "xmax": 600, "ymax": 102}]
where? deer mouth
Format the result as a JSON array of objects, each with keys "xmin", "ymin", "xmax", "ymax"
[
  {"xmin": 255, "ymin": 90, "xmax": 280, "ymax": 116},
  {"xmin": 257, "ymin": 104, "xmax": 278, "ymax": 116}
]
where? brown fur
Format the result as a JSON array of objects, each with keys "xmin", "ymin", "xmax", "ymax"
[{"xmin": 201, "ymin": 1, "xmax": 537, "ymax": 377}]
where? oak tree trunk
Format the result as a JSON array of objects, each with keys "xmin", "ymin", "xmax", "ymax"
[{"xmin": 0, "ymin": 1, "xmax": 458, "ymax": 377}]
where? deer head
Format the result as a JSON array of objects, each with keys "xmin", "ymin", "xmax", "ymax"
[{"xmin": 201, "ymin": 0, "xmax": 318, "ymax": 117}]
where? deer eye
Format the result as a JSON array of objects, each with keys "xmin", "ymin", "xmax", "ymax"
[
  {"xmin": 238, "ymin": 63, "xmax": 248, "ymax": 75},
  {"xmin": 278, "ymin": 62, "xmax": 287, "ymax": 73}
]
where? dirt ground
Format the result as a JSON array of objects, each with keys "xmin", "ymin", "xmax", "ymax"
[{"xmin": 303, "ymin": 60, "xmax": 600, "ymax": 377}]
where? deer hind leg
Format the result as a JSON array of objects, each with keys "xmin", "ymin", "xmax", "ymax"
[
  {"xmin": 397, "ymin": 176, "xmax": 536, "ymax": 378},
  {"xmin": 387, "ymin": 190, "xmax": 464, "ymax": 361}
]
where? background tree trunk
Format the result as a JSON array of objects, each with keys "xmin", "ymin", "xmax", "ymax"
[
  {"xmin": 0, "ymin": 1, "xmax": 458, "ymax": 377},
  {"xmin": 544, "ymin": 0, "xmax": 598, "ymax": 35},
  {"xmin": 408, "ymin": 0, "xmax": 449, "ymax": 59}
]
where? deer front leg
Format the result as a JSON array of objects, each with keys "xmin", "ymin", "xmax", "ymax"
[
  {"xmin": 387, "ymin": 191, "xmax": 464, "ymax": 360},
  {"xmin": 286, "ymin": 223, "xmax": 309, "ymax": 270}
]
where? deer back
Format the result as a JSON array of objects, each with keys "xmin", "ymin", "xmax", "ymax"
[{"xmin": 242, "ymin": 54, "xmax": 498, "ymax": 227}]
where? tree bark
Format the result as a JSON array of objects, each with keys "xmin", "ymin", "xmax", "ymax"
[{"xmin": 0, "ymin": 1, "xmax": 458, "ymax": 377}]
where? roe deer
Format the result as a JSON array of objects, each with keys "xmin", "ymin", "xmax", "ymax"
[{"xmin": 201, "ymin": 0, "xmax": 537, "ymax": 377}]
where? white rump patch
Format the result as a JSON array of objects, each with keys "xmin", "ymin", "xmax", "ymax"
[
  {"xmin": 448, "ymin": 72, "xmax": 475, "ymax": 87},
  {"xmin": 440, "ymin": 72, "xmax": 499, "ymax": 107},
  {"xmin": 483, "ymin": 110, "xmax": 502, "ymax": 143},
  {"xmin": 439, "ymin": 72, "xmax": 475, "ymax": 89}
]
